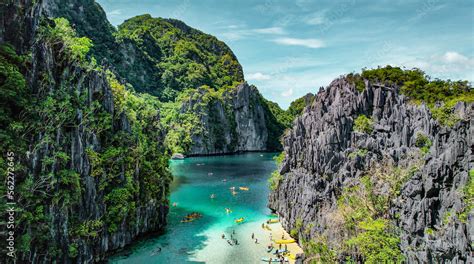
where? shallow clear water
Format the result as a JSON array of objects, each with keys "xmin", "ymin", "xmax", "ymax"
[{"xmin": 110, "ymin": 152, "xmax": 279, "ymax": 264}]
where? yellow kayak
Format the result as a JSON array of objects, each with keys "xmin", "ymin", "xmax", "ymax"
[
  {"xmin": 267, "ymin": 219, "xmax": 279, "ymax": 224},
  {"xmin": 285, "ymin": 253, "xmax": 296, "ymax": 260},
  {"xmin": 239, "ymin": 187, "xmax": 249, "ymax": 191},
  {"xmin": 275, "ymin": 239, "xmax": 295, "ymax": 244},
  {"xmin": 235, "ymin": 217, "xmax": 245, "ymax": 223}
]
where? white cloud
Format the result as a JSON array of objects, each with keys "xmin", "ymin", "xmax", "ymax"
[
  {"xmin": 221, "ymin": 27, "xmax": 285, "ymax": 41},
  {"xmin": 273, "ymin": 38, "xmax": 324, "ymax": 49},
  {"xmin": 107, "ymin": 9, "xmax": 122, "ymax": 16},
  {"xmin": 253, "ymin": 27, "xmax": 285, "ymax": 35},
  {"xmin": 247, "ymin": 72, "xmax": 272, "ymax": 81},
  {"xmin": 442, "ymin": 51, "xmax": 469, "ymax": 63},
  {"xmin": 281, "ymin": 88, "xmax": 294, "ymax": 97}
]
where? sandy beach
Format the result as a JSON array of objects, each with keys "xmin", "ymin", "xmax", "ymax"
[{"xmin": 262, "ymin": 221, "xmax": 304, "ymax": 264}]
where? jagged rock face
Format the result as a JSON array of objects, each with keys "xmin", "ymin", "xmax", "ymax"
[
  {"xmin": 183, "ymin": 83, "xmax": 268, "ymax": 155},
  {"xmin": 269, "ymin": 78, "xmax": 473, "ymax": 262}
]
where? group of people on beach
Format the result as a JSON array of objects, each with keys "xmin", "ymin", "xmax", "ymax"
[{"xmin": 222, "ymin": 230, "xmax": 239, "ymax": 246}]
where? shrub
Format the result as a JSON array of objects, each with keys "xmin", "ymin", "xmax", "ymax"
[
  {"xmin": 459, "ymin": 169, "xmax": 474, "ymax": 222},
  {"xmin": 273, "ymin": 152, "xmax": 285, "ymax": 165},
  {"xmin": 354, "ymin": 114, "xmax": 374, "ymax": 134},
  {"xmin": 346, "ymin": 218, "xmax": 403, "ymax": 264},
  {"xmin": 269, "ymin": 170, "xmax": 283, "ymax": 191},
  {"xmin": 414, "ymin": 133, "xmax": 432, "ymax": 154},
  {"xmin": 348, "ymin": 148, "xmax": 368, "ymax": 159},
  {"xmin": 41, "ymin": 18, "xmax": 93, "ymax": 61}
]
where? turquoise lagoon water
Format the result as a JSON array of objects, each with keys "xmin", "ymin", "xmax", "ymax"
[{"xmin": 110, "ymin": 152, "xmax": 280, "ymax": 264}]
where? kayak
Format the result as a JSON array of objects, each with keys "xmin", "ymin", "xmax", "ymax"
[
  {"xmin": 267, "ymin": 219, "xmax": 279, "ymax": 224},
  {"xmin": 239, "ymin": 187, "xmax": 249, "ymax": 191},
  {"xmin": 235, "ymin": 217, "xmax": 245, "ymax": 223},
  {"xmin": 264, "ymin": 225, "xmax": 272, "ymax": 231},
  {"xmin": 261, "ymin": 257, "xmax": 287, "ymax": 263},
  {"xmin": 275, "ymin": 239, "xmax": 295, "ymax": 244}
]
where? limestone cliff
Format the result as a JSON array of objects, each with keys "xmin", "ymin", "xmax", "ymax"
[
  {"xmin": 1, "ymin": 1, "xmax": 171, "ymax": 263},
  {"xmin": 269, "ymin": 76, "xmax": 473, "ymax": 262}
]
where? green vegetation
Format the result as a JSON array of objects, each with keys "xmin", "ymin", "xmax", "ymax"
[
  {"xmin": 315, "ymin": 161, "xmax": 423, "ymax": 263},
  {"xmin": 459, "ymin": 169, "xmax": 474, "ymax": 222},
  {"xmin": 40, "ymin": 18, "xmax": 93, "ymax": 62},
  {"xmin": 269, "ymin": 170, "xmax": 283, "ymax": 191},
  {"xmin": 348, "ymin": 148, "xmax": 368, "ymax": 159},
  {"xmin": 425, "ymin": 228, "xmax": 434, "ymax": 236},
  {"xmin": 116, "ymin": 15, "xmax": 243, "ymax": 101},
  {"xmin": 302, "ymin": 236, "xmax": 337, "ymax": 264},
  {"xmin": 269, "ymin": 152, "xmax": 286, "ymax": 191},
  {"xmin": 290, "ymin": 218, "xmax": 303, "ymax": 238},
  {"xmin": 414, "ymin": 133, "xmax": 432, "ymax": 154},
  {"xmin": 273, "ymin": 152, "xmax": 286, "ymax": 165},
  {"xmin": 0, "ymin": 17, "xmax": 172, "ymax": 260},
  {"xmin": 353, "ymin": 114, "xmax": 374, "ymax": 134},
  {"xmin": 287, "ymin": 93, "xmax": 315, "ymax": 117},
  {"xmin": 260, "ymin": 97, "xmax": 292, "ymax": 150},
  {"xmin": 347, "ymin": 66, "xmax": 473, "ymax": 127}
]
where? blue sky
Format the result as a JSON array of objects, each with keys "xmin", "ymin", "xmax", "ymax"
[{"xmin": 97, "ymin": 0, "xmax": 474, "ymax": 109}]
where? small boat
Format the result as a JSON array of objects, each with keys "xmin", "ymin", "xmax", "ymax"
[
  {"xmin": 229, "ymin": 186, "xmax": 236, "ymax": 190},
  {"xmin": 210, "ymin": 194, "xmax": 216, "ymax": 199},
  {"xmin": 239, "ymin": 187, "xmax": 249, "ymax": 191},
  {"xmin": 275, "ymin": 239, "xmax": 295, "ymax": 244},
  {"xmin": 225, "ymin": 208, "xmax": 232, "ymax": 214},
  {"xmin": 171, "ymin": 153, "xmax": 185, "ymax": 160},
  {"xmin": 267, "ymin": 219, "xmax": 279, "ymax": 224},
  {"xmin": 231, "ymin": 191, "xmax": 238, "ymax": 196},
  {"xmin": 261, "ymin": 257, "xmax": 286, "ymax": 263},
  {"xmin": 208, "ymin": 172, "xmax": 213, "ymax": 176},
  {"xmin": 265, "ymin": 225, "xmax": 272, "ymax": 231},
  {"xmin": 235, "ymin": 217, "xmax": 245, "ymax": 223}
]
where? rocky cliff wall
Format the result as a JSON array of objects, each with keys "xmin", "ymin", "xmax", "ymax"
[
  {"xmin": 183, "ymin": 83, "xmax": 269, "ymax": 155},
  {"xmin": 269, "ymin": 77, "xmax": 473, "ymax": 262},
  {"xmin": 1, "ymin": 1, "xmax": 171, "ymax": 263}
]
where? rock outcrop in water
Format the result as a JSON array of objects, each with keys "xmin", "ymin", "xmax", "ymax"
[{"xmin": 269, "ymin": 76, "xmax": 473, "ymax": 262}]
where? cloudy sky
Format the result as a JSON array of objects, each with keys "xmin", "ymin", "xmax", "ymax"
[{"xmin": 97, "ymin": 0, "xmax": 474, "ymax": 109}]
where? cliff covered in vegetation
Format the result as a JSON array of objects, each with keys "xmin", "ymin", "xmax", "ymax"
[
  {"xmin": 1, "ymin": 1, "xmax": 171, "ymax": 262},
  {"xmin": 269, "ymin": 66, "xmax": 473, "ymax": 263},
  {"xmin": 43, "ymin": 1, "xmax": 289, "ymax": 154}
]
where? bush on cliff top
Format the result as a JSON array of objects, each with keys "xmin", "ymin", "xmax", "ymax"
[{"xmin": 348, "ymin": 66, "xmax": 473, "ymax": 127}]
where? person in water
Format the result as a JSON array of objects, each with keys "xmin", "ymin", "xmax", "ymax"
[
  {"xmin": 222, "ymin": 234, "xmax": 225, "ymax": 239},
  {"xmin": 255, "ymin": 238, "xmax": 258, "ymax": 244},
  {"xmin": 251, "ymin": 233, "xmax": 254, "ymax": 239}
]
